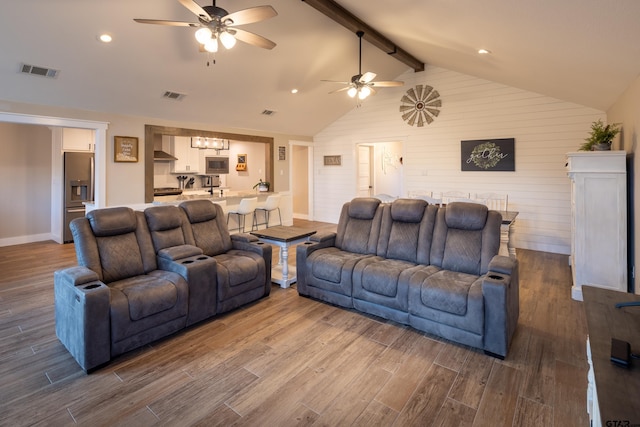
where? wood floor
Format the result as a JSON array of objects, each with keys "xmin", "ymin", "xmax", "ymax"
[{"xmin": 0, "ymin": 220, "xmax": 589, "ymax": 426}]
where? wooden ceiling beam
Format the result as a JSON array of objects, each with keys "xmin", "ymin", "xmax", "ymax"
[{"xmin": 301, "ymin": 0, "xmax": 425, "ymax": 72}]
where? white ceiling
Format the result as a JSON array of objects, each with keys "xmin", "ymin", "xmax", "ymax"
[{"xmin": 1, "ymin": 0, "xmax": 639, "ymax": 136}]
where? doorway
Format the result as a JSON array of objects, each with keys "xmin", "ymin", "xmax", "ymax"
[
  {"xmin": 356, "ymin": 141, "xmax": 403, "ymax": 199},
  {"xmin": 290, "ymin": 141, "xmax": 313, "ymax": 220}
]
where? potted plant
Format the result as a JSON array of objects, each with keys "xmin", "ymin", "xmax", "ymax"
[
  {"xmin": 579, "ymin": 119, "xmax": 621, "ymax": 151},
  {"xmin": 252, "ymin": 179, "xmax": 270, "ymax": 192}
]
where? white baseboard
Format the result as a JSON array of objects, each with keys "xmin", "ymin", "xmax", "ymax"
[
  {"xmin": 293, "ymin": 213, "xmax": 309, "ymax": 220},
  {"xmin": 0, "ymin": 233, "xmax": 56, "ymax": 248}
]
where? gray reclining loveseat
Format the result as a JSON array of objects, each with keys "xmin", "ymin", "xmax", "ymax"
[
  {"xmin": 54, "ymin": 200, "xmax": 271, "ymax": 372},
  {"xmin": 296, "ymin": 197, "xmax": 519, "ymax": 358}
]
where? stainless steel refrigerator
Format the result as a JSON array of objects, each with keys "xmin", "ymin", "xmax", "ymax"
[{"xmin": 64, "ymin": 152, "xmax": 94, "ymax": 243}]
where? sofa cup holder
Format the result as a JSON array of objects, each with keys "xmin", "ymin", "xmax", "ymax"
[
  {"xmin": 488, "ymin": 274, "xmax": 504, "ymax": 281},
  {"xmin": 84, "ymin": 284, "xmax": 101, "ymax": 290},
  {"xmin": 182, "ymin": 260, "xmax": 194, "ymax": 264},
  {"xmin": 196, "ymin": 256, "xmax": 209, "ymax": 260}
]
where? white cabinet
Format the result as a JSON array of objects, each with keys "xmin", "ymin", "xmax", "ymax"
[
  {"xmin": 171, "ymin": 136, "xmax": 200, "ymax": 173},
  {"xmin": 62, "ymin": 128, "xmax": 94, "ymax": 152},
  {"xmin": 567, "ymin": 151, "xmax": 627, "ymax": 300}
]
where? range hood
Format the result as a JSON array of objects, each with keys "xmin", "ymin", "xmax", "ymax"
[{"xmin": 153, "ymin": 150, "xmax": 177, "ymax": 161}]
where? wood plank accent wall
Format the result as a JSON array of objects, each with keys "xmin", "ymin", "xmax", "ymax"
[{"xmin": 313, "ymin": 66, "xmax": 606, "ymax": 255}]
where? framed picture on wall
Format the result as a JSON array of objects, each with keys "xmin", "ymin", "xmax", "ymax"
[
  {"xmin": 324, "ymin": 155, "xmax": 342, "ymax": 166},
  {"xmin": 460, "ymin": 138, "xmax": 515, "ymax": 171},
  {"xmin": 278, "ymin": 146, "xmax": 286, "ymax": 161},
  {"xmin": 114, "ymin": 136, "xmax": 138, "ymax": 162},
  {"xmin": 236, "ymin": 153, "xmax": 247, "ymax": 171}
]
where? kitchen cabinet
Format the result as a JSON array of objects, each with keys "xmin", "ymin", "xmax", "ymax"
[
  {"xmin": 171, "ymin": 136, "xmax": 200, "ymax": 173},
  {"xmin": 567, "ymin": 151, "xmax": 627, "ymax": 301},
  {"xmin": 62, "ymin": 128, "xmax": 94, "ymax": 152}
]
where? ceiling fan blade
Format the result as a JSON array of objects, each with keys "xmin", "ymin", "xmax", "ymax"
[
  {"xmin": 371, "ymin": 81, "xmax": 404, "ymax": 87},
  {"xmin": 360, "ymin": 72, "xmax": 376, "ymax": 83},
  {"xmin": 178, "ymin": 0, "xmax": 211, "ymax": 22},
  {"xmin": 231, "ymin": 28, "xmax": 276, "ymax": 50},
  {"xmin": 321, "ymin": 80, "xmax": 350, "ymax": 84},
  {"xmin": 329, "ymin": 87, "xmax": 351, "ymax": 94},
  {"xmin": 224, "ymin": 6, "xmax": 277, "ymax": 26},
  {"xmin": 133, "ymin": 18, "xmax": 197, "ymax": 27}
]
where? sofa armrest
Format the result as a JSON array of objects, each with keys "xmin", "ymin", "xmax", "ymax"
[
  {"xmin": 295, "ymin": 233, "xmax": 337, "ymax": 295},
  {"xmin": 488, "ymin": 255, "xmax": 515, "ymax": 275},
  {"xmin": 156, "ymin": 255, "xmax": 218, "ymax": 326},
  {"xmin": 482, "ymin": 256, "xmax": 520, "ymax": 358},
  {"xmin": 54, "ymin": 266, "xmax": 110, "ymax": 372},
  {"xmin": 157, "ymin": 244, "xmax": 203, "ymax": 261},
  {"xmin": 309, "ymin": 231, "xmax": 336, "ymax": 245},
  {"xmin": 231, "ymin": 233, "xmax": 258, "ymax": 244}
]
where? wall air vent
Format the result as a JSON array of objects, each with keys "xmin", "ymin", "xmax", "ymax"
[
  {"xmin": 162, "ymin": 91, "xmax": 186, "ymax": 101},
  {"xmin": 261, "ymin": 109, "xmax": 277, "ymax": 116},
  {"xmin": 20, "ymin": 63, "xmax": 59, "ymax": 78}
]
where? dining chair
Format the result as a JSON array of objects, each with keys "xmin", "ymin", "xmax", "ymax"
[
  {"xmin": 254, "ymin": 194, "xmax": 282, "ymax": 228},
  {"xmin": 475, "ymin": 192, "xmax": 508, "ymax": 211},
  {"xmin": 441, "ymin": 191, "xmax": 471, "ymax": 205},
  {"xmin": 227, "ymin": 197, "xmax": 258, "ymax": 233}
]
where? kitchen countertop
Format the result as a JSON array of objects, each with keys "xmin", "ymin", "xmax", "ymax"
[{"xmin": 153, "ymin": 190, "xmax": 275, "ymax": 204}]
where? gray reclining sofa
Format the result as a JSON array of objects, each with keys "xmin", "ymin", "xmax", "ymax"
[
  {"xmin": 54, "ymin": 199, "xmax": 271, "ymax": 372},
  {"xmin": 296, "ymin": 197, "xmax": 519, "ymax": 358}
]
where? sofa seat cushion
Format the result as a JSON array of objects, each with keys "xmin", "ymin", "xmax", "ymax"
[
  {"xmin": 213, "ymin": 249, "xmax": 264, "ymax": 302},
  {"xmin": 306, "ymin": 247, "xmax": 372, "ymax": 294},
  {"xmin": 109, "ymin": 270, "xmax": 188, "ymax": 345},
  {"xmin": 408, "ymin": 270, "xmax": 484, "ymax": 335},
  {"xmin": 353, "ymin": 257, "xmax": 425, "ymax": 313},
  {"xmin": 111, "ymin": 275, "xmax": 177, "ymax": 321}
]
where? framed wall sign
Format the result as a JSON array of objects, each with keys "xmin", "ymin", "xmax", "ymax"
[
  {"xmin": 236, "ymin": 153, "xmax": 247, "ymax": 171},
  {"xmin": 324, "ymin": 155, "xmax": 342, "ymax": 166},
  {"xmin": 114, "ymin": 136, "xmax": 139, "ymax": 162},
  {"xmin": 461, "ymin": 138, "xmax": 515, "ymax": 171},
  {"xmin": 278, "ymin": 146, "xmax": 286, "ymax": 161}
]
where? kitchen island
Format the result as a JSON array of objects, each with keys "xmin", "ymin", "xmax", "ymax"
[{"xmin": 85, "ymin": 190, "xmax": 293, "ymax": 232}]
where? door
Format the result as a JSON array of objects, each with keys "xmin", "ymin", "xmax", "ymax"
[
  {"xmin": 357, "ymin": 145, "xmax": 373, "ymax": 197},
  {"xmin": 290, "ymin": 142, "xmax": 313, "ymax": 220}
]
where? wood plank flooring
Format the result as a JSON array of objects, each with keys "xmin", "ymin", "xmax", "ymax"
[{"xmin": 0, "ymin": 220, "xmax": 589, "ymax": 426}]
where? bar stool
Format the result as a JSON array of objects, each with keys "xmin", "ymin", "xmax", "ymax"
[
  {"xmin": 227, "ymin": 197, "xmax": 258, "ymax": 233},
  {"xmin": 255, "ymin": 194, "xmax": 282, "ymax": 229}
]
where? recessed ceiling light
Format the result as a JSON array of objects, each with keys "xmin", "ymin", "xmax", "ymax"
[
  {"xmin": 98, "ymin": 34, "xmax": 113, "ymax": 43},
  {"xmin": 478, "ymin": 48, "xmax": 491, "ymax": 55},
  {"xmin": 291, "ymin": 89, "xmax": 299, "ymax": 94}
]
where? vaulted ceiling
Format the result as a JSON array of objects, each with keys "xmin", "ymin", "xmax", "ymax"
[{"xmin": 1, "ymin": 0, "xmax": 639, "ymax": 136}]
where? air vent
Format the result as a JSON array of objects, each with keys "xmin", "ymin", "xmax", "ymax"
[
  {"xmin": 20, "ymin": 63, "xmax": 59, "ymax": 78},
  {"xmin": 261, "ymin": 109, "xmax": 277, "ymax": 116},
  {"xmin": 162, "ymin": 91, "xmax": 186, "ymax": 101}
]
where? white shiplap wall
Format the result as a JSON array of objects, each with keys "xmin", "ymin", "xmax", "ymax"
[{"xmin": 313, "ymin": 66, "xmax": 606, "ymax": 255}]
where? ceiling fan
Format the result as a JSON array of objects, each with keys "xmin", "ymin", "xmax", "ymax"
[
  {"xmin": 323, "ymin": 30, "xmax": 404, "ymax": 102},
  {"xmin": 134, "ymin": 0, "xmax": 277, "ymax": 53}
]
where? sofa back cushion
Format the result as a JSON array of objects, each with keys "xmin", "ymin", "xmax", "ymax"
[
  {"xmin": 430, "ymin": 202, "xmax": 501, "ymax": 275},
  {"xmin": 377, "ymin": 199, "xmax": 436, "ymax": 263},
  {"xmin": 335, "ymin": 198, "xmax": 383, "ymax": 255},
  {"xmin": 145, "ymin": 205, "xmax": 195, "ymax": 252},
  {"xmin": 74, "ymin": 207, "xmax": 155, "ymax": 283},
  {"xmin": 180, "ymin": 200, "xmax": 232, "ymax": 256}
]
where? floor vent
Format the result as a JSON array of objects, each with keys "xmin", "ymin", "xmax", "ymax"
[
  {"xmin": 20, "ymin": 63, "xmax": 59, "ymax": 78},
  {"xmin": 163, "ymin": 91, "xmax": 186, "ymax": 101},
  {"xmin": 261, "ymin": 109, "xmax": 277, "ymax": 116}
]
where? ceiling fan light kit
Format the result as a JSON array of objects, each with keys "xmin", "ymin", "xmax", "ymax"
[
  {"xmin": 323, "ymin": 30, "xmax": 404, "ymax": 104},
  {"xmin": 134, "ymin": 0, "xmax": 277, "ymax": 59}
]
